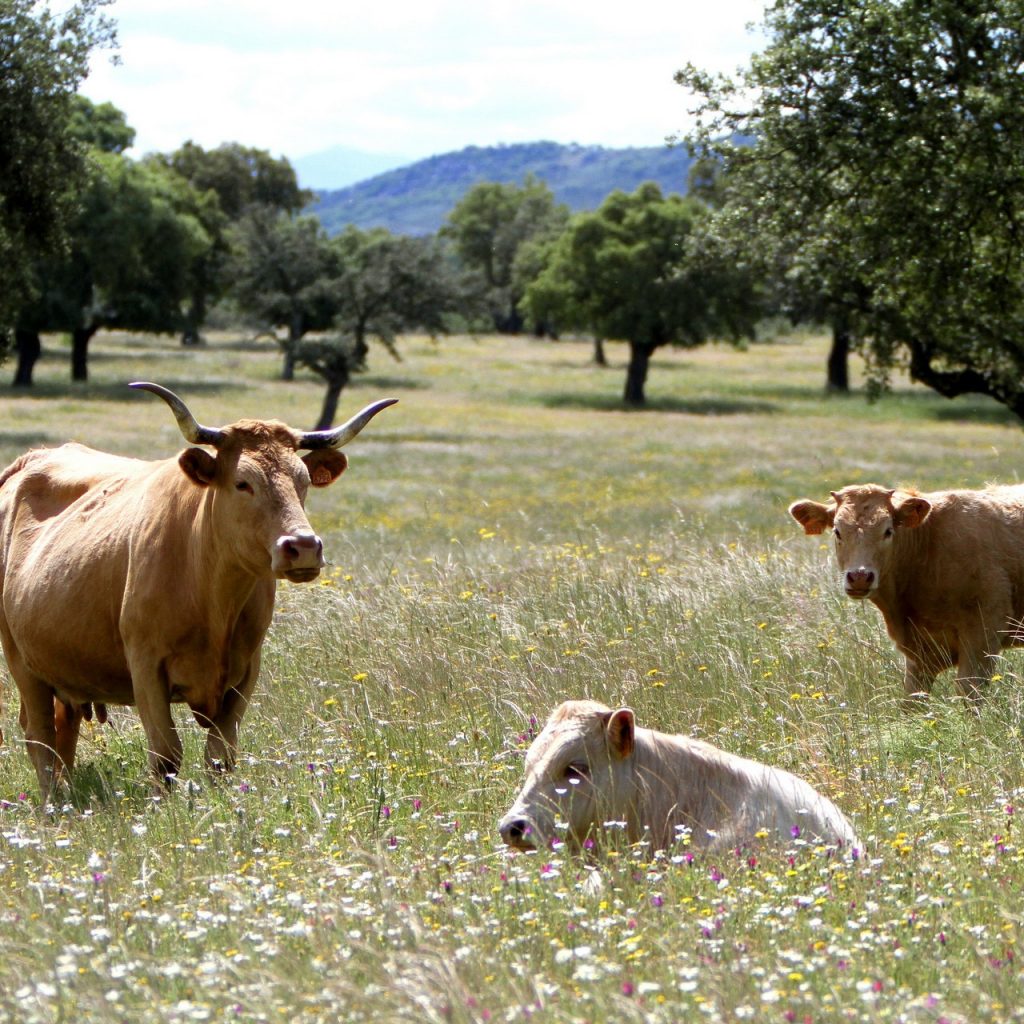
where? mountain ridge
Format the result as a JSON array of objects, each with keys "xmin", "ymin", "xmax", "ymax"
[
  {"xmin": 309, "ymin": 140, "xmax": 695, "ymax": 236},
  {"xmin": 292, "ymin": 144, "xmax": 412, "ymax": 191}
]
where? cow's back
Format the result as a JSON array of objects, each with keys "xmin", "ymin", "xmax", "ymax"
[
  {"xmin": 891, "ymin": 486, "xmax": 1024, "ymax": 633},
  {"xmin": 0, "ymin": 444, "xmax": 161, "ymax": 702},
  {"xmin": 0, "ymin": 444, "xmax": 148, "ymax": 527},
  {"xmin": 635, "ymin": 730, "xmax": 858, "ymax": 848}
]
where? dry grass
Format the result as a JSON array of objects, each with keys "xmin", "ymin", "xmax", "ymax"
[{"xmin": 0, "ymin": 329, "xmax": 1023, "ymax": 1022}]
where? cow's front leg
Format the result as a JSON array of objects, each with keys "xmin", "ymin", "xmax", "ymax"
[
  {"xmin": 204, "ymin": 661, "xmax": 258, "ymax": 773},
  {"xmin": 134, "ymin": 684, "xmax": 183, "ymax": 786}
]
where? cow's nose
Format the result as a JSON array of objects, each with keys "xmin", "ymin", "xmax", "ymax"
[
  {"xmin": 499, "ymin": 816, "xmax": 534, "ymax": 848},
  {"xmin": 273, "ymin": 531, "xmax": 325, "ymax": 579},
  {"xmin": 276, "ymin": 531, "xmax": 324, "ymax": 566},
  {"xmin": 845, "ymin": 568, "xmax": 875, "ymax": 592}
]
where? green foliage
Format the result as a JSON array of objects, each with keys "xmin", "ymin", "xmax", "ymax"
[
  {"xmin": 678, "ymin": 0, "xmax": 1024, "ymax": 416},
  {"xmin": 68, "ymin": 94, "xmax": 134, "ymax": 154},
  {"xmin": 442, "ymin": 176, "xmax": 569, "ymax": 333},
  {"xmin": 329, "ymin": 226, "xmax": 464, "ymax": 360},
  {"xmin": 522, "ymin": 183, "xmax": 761, "ymax": 404},
  {"xmin": 158, "ymin": 141, "xmax": 309, "ymax": 221},
  {"xmin": 287, "ymin": 226, "xmax": 466, "ymax": 425},
  {"xmin": 227, "ymin": 208, "xmax": 336, "ymax": 348},
  {"xmin": 15, "ymin": 145, "xmax": 215, "ymax": 381},
  {"xmin": 311, "ymin": 141, "xmax": 694, "ymax": 236},
  {"xmin": 152, "ymin": 142, "xmax": 309, "ymax": 344},
  {"xmin": 0, "ymin": 0, "xmax": 116, "ymax": 346}
]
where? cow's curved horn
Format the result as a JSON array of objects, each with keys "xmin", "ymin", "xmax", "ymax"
[
  {"xmin": 298, "ymin": 398, "xmax": 398, "ymax": 450},
  {"xmin": 129, "ymin": 382, "xmax": 225, "ymax": 447}
]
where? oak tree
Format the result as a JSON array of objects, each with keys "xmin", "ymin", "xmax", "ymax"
[{"xmin": 678, "ymin": 0, "xmax": 1024, "ymax": 413}]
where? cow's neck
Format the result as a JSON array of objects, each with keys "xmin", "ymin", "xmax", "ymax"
[
  {"xmin": 632, "ymin": 730, "xmax": 752, "ymax": 849},
  {"xmin": 183, "ymin": 486, "xmax": 265, "ymax": 625},
  {"xmin": 630, "ymin": 728, "xmax": 709, "ymax": 848},
  {"xmin": 869, "ymin": 527, "xmax": 929, "ymax": 628}
]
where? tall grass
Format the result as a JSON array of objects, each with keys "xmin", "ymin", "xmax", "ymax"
[{"xmin": 1, "ymin": 331, "xmax": 1023, "ymax": 1022}]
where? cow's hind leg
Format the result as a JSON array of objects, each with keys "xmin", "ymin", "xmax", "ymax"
[
  {"xmin": 955, "ymin": 646, "xmax": 999, "ymax": 707},
  {"xmin": 16, "ymin": 675, "xmax": 60, "ymax": 801},
  {"xmin": 953, "ymin": 616, "xmax": 1005, "ymax": 707},
  {"xmin": 901, "ymin": 656, "xmax": 937, "ymax": 711}
]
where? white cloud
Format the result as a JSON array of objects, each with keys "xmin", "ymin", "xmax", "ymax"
[{"xmin": 85, "ymin": 0, "xmax": 767, "ymax": 160}]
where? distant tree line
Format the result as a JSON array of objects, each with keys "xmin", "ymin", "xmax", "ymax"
[{"xmin": 7, "ymin": 0, "xmax": 1024, "ymax": 421}]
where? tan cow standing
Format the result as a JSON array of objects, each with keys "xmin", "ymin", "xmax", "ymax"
[
  {"xmin": 789, "ymin": 483, "xmax": 1024, "ymax": 704},
  {"xmin": 0, "ymin": 383, "xmax": 395, "ymax": 799},
  {"xmin": 499, "ymin": 700, "xmax": 858, "ymax": 854}
]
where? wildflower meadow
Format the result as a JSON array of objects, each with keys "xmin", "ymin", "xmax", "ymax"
[{"xmin": 1, "ymin": 330, "xmax": 1024, "ymax": 1023}]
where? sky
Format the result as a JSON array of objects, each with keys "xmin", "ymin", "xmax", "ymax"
[{"xmin": 84, "ymin": 0, "xmax": 768, "ymax": 172}]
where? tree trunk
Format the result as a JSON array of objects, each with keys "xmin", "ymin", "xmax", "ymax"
[
  {"xmin": 181, "ymin": 290, "xmax": 206, "ymax": 346},
  {"xmin": 593, "ymin": 337, "xmax": 607, "ymax": 366},
  {"xmin": 623, "ymin": 341, "xmax": 651, "ymax": 406},
  {"xmin": 282, "ymin": 314, "xmax": 303, "ymax": 381},
  {"xmin": 904, "ymin": 334, "xmax": 1024, "ymax": 418},
  {"xmin": 827, "ymin": 320, "xmax": 851, "ymax": 393},
  {"xmin": 281, "ymin": 345, "xmax": 296, "ymax": 381},
  {"xmin": 315, "ymin": 380, "xmax": 345, "ymax": 431},
  {"xmin": 352, "ymin": 326, "xmax": 369, "ymax": 371},
  {"xmin": 71, "ymin": 325, "xmax": 98, "ymax": 382},
  {"xmin": 12, "ymin": 329, "xmax": 41, "ymax": 387}
]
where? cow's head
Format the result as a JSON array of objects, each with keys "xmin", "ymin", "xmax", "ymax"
[
  {"xmin": 131, "ymin": 382, "xmax": 396, "ymax": 583},
  {"xmin": 789, "ymin": 484, "xmax": 931, "ymax": 598},
  {"xmin": 499, "ymin": 700, "xmax": 636, "ymax": 853}
]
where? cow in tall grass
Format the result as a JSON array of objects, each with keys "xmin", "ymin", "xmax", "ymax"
[
  {"xmin": 790, "ymin": 482, "xmax": 1024, "ymax": 705},
  {"xmin": 499, "ymin": 700, "xmax": 858, "ymax": 854},
  {"xmin": 0, "ymin": 382, "xmax": 396, "ymax": 799}
]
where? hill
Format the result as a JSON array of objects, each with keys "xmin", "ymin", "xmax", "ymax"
[
  {"xmin": 309, "ymin": 140, "xmax": 695, "ymax": 236},
  {"xmin": 291, "ymin": 144, "xmax": 412, "ymax": 191}
]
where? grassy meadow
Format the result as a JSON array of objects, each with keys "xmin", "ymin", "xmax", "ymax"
[{"xmin": 2, "ymin": 329, "xmax": 1024, "ymax": 1023}]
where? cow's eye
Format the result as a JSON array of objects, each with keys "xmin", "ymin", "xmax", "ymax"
[
  {"xmin": 833, "ymin": 527, "xmax": 842, "ymax": 542},
  {"xmin": 236, "ymin": 481, "xmax": 254, "ymax": 495},
  {"xmin": 883, "ymin": 526, "xmax": 894, "ymax": 538},
  {"xmin": 565, "ymin": 762, "xmax": 590, "ymax": 783}
]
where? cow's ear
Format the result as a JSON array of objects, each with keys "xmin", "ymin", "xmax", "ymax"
[
  {"xmin": 179, "ymin": 447, "xmax": 217, "ymax": 487},
  {"xmin": 788, "ymin": 499, "xmax": 835, "ymax": 535},
  {"xmin": 604, "ymin": 708, "xmax": 635, "ymax": 759},
  {"xmin": 302, "ymin": 450, "xmax": 348, "ymax": 488},
  {"xmin": 894, "ymin": 494, "xmax": 931, "ymax": 529}
]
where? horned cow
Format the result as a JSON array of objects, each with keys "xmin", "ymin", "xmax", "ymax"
[
  {"xmin": 499, "ymin": 700, "xmax": 858, "ymax": 855},
  {"xmin": 789, "ymin": 482, "xmax": 1024, "ymax": 704},
  {"xmin": 0, "ymin": 382, "xmax": 395, "ymax": 799}
]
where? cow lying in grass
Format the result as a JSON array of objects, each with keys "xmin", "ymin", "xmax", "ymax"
[
  {"xmin": 499, "ymin": 700, "xmax": 859, "ymax": 856},
  {"xmin": 789, "ymin": 482, "xmax": 1024, "ymax": 704}
]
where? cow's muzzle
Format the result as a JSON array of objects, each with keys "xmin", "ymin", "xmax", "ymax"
[
  {"xmin": 273, "ymin": 530, "xmax": 325, "ymax": 582},
  {"xmin": 844, "ymin": 568, "xmax": 876, "ymax": 598},
  {"xmin": 499, "ymin": 814, "xmax": 538, "ymax": 851}
]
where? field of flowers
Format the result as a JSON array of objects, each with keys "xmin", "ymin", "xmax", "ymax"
[{"xmin": 1, "ymin": 330, "xmax": 1024, "ymax": 1022}]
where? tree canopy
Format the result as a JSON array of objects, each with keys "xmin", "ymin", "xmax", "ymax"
[
  {"xmin": 227, "ymin": 207, "xmax": 336, "ymax": 378},
  {"xmin": 13, "ymin": 147, "xmax": 214, "ymax": 385},
  {"xmin": 152, "ymin": 142, "xmax": 309, "ymax": 344},
  {"xmin": 521, "ymin": 182, "xmax": 760, "ymax": 405},
  {"xmin": 0, "ymin": 0, "xmax": 116, "ymax": 344},
  {"xmin": 677, "ymin": 0, "xmax": 1024, "ymax": 414},
  {"xmin": 442, "ymin": 177, "xmax": 569, "ymax": 333}
]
